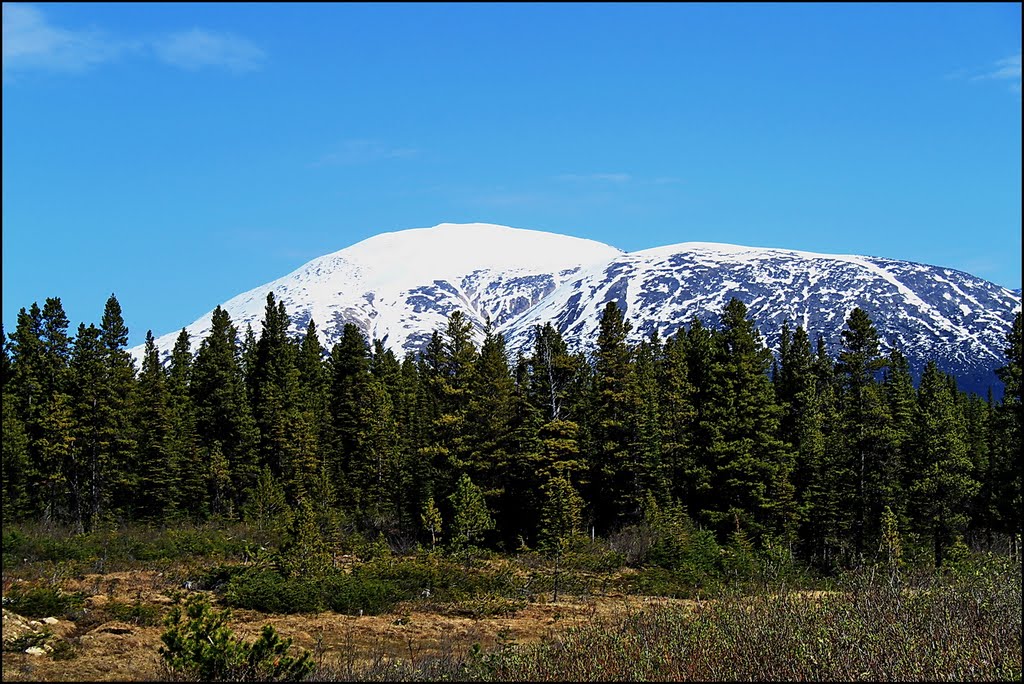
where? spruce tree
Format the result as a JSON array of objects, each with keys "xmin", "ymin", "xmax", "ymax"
[
  {"xmin": 659, "ymin": 329, "xmax": 698, "ymax": 512},
  {"xmin": 250, "ymin": 293, "xmax": 303, "ymax": 487},
  {"xmin": 68, "ymin": 323, "xmax": 106, "ymax": 530},
  {"xmin": 703, "ymin": 299, "xmax": 796, "ymax": 545},
  {"xmin": 433, "ymin": 310, "xmax": 479, "ymax": 483},
  {"xmin": 135, "ymin": 331, "xmax": 174, "ymax": 520},
  {"xmin": 633, "ymin": 332, "xmax": 668, "ymax": 505},
  {"xmin": 447, "ymin": 473, "xmax": 494, "ymax": 552},
  {"xmin": 167, "ymin": 329, "xmax": 207, "ymax": 519},
  {"xmin": 908, "ymin": 361, "xmax": 979, "ymax": 566},
  {"xmin": 98, "ymin": 294, "xmax": 139, "ymax": 520},
  {"xmin": 993, "ymin": 311, "xmax": 1022, "ymax": 548},
  {"xmin": 684, "ymin": 317, "xmax": 718, "ymax": 531},
  {"xmin": 467, "ymin": 320, "xmax": 516, "ymax": 537},
  {"xmin": 191, "ymin": 306, "xmax": 258, "ymax": 516},
  {"xmin": 801, "ymin": 334, "xmax": 854, "ymax": 569},
  {"xmin": 2, "ymin": 385, "xmax": 31, "ymax": 519},
  {"xmin": 353, "ymin": 377, "xmax": 402, "ymax": 531},
  {"xmin": 882, "ymin": 346, "xmax": 915, "ymax": 533},
  {"xmin": 588, "ymin": 301, "xmax": 640, "ymax": 531},
  {"xmin": 835, "ymin": 307, "xmax": 889, "ymax": 563},
  {"xmin": 777, "ymin": 324, "xmax": 826, "ymax": 555},
  {"xmin": 328, "ymin": 323, "xmax": 372, "ymax": 515}
]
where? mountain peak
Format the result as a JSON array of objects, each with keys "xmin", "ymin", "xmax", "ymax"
[{"xmin": 134, "ymin": 223, "xmax": 1021, "ymax": 396}]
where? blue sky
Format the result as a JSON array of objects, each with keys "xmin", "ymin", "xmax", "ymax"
[{"xmin": 3, "ymin": 2, "xmax": 1021, "ymax": 348}]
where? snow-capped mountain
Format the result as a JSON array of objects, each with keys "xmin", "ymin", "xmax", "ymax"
[{"xmin": 135, "ymin": 222, "xmax": 1021, "ymax": 396}]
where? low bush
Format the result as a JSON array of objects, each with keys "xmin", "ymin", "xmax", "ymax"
[
  {"xmin": 103, "ymin": 599, "xmax": 164, "ymax": 626},
  {"xmin": 223, "ymin": 569, "xmax": 402, "ymax": 615},
  {"xmin": 160, "ymin": 594, "xmax": 312, "ymax": 682},
  {"xmin": 3, "ymin": 584, "xmax": 85, "ymax": 618}
]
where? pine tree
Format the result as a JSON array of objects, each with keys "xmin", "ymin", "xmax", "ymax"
[
  {"xmin": 703, "ymin": 299, "xmax": 796, "ymax": 545},
  {"xmin": 683, "ymin": 317, "xmax": 719, "ymax": 531},
  {"xmin": 135, "ymin": 331, "xmax": 174, "ymax": 520},
  {"xmin": 448, "ymin": 473, "xmax": 494, "ymax": 551},
  {"xmin": 908, "ymin": 362, "xmax": 979, "ymax": 567},
  {"xmin": 167, "ymin": 329, "xmax": 207, "ymax": 520},
  {"xmin": 97, "ymin": 294, "xmax": 139, "ymax": 521},
  {"xmin": 633, "ymin": 332, "xmax": 668, "ymax": 505},
  {"xmin": 191, "ymin": 306, "xmax": 258, "ymax": 516},
  {"xmin": 777, "ymin": 324, "xmax": 826, "ymax": 554},
  {"xmin": 835, "ymin": 307, "xmax": 889, "ymax": 563},
  {"xmin": 659, "ymin": 329, "xmax": 698, "ymax": 513},
  {"xmin": 328, "ymin": 323, "xmax": 372, "ymax": 515},
  {"xmin": 538, "ymin": 472, "xmax": 585, "ymax": 554},
  {"xmin": 277, "ymin": 498, "xmax": 332, "ymax": 579},
  {"xmin": 588, "ymin": 301, "xmax": 640, "ymax": 531},
  {"xmin": 993, "ymin": 311, "xmax": 1022, "ymax": 548},
  {"xmin": 2, "ymin": 380, "xmax": 32, "ymax": 519},
  {"xmin": 421, "ymin": 496, "xmax": 443, "ymax": 550},
  {"xmin": 241, "ymin": 466, "xmax": 293, "ymax": 538},
  {"xmin": 250, "ymin": 293, "xmax": 303, "ymax": 488},
  {"xmin": 68, "ymin": 323, "xmax": 106, "ymax": 530},
  {"xmin": 539, "ymin": 471, "xmax": 585, "ymax": 602},
  {"xmin": 467, "ymin": 320, "xmax": 516, "ymax": 537}
]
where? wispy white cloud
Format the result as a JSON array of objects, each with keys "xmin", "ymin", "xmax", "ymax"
[
  {"xmin": 2, "ymin": 4, "xmax": 137, "ymax": 77},
  {"xmin": 152, "ymin": 28, "xmax": 265, "ymax": 73},
  {"xmin": 974, "ymin": 53, "xmax": 1021, "ymax": 81},
  {"xmin": 953, "ymin": 53, "xmax": 1022, "ymax": 94},
  {"xmin": 311, "ymin": 139, "xmax": 419, "ymax": 167},
  {"xmin": 975, "ymin": 53, "xmax": 1021, "ymax": 93},
  {"xmin": 2, "ymin": 4, "xmax": 266, "ymax": 82}
]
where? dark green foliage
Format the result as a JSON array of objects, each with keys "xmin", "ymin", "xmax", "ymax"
[
  {"xmin": 103, "ymin": 598, "xmax": 164, "ymax": 626},
  {"xmin": 588, "ymin": 301, "xmax": 640, "ymax": 530},
  {"xmin": 224, "ymin": 568, "xmax": 401, "ymax": 615},
  {"xmin": 908, "ymin": 361, "xmax": 980, "ymax": 567},
  {"xmin": 191, "ymin": 306, "xmax": 258, "ymax": 516},
  {"xmin": 537, "ymin": 472, "xmax": 584, "ymax": 555},
  {"xmin": 2, "ymin": 290, "xmax": 1021, "ymax": 580},
  {"xmin": 159, "ymin": 594, "xmax": 313, "ymax": 681},
  {"xmin": 276, "ymin": 498, "xmax": 332, "ymax": 578},
  {"xmin": 699, "ymin": 299, "xmax": 796, "ymax": 545},
  {"xmin": 448, "ymin": 473, "xmax": 495, "ymax": 551},
  {"xmin": 135, "ymin": 330, "xmax": 174, "ymax": 520},
  {"xmin": 4, "ymin": 584, "xmax": 85, "ymax": 618}
]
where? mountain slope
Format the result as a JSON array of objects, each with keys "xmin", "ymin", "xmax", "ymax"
[{"xmin": 136, "ymin": 222, "xmax": 1021, "ymax": 395}]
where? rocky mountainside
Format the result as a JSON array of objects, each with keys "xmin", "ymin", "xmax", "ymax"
[{"xmin": 135, "ymin": 222, "xmax": 1021, "ymax": 395}]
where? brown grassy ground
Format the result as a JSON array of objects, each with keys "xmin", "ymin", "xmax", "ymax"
[{"xmin": 1, "ymin": 568, "xmax": 697, "ymax": 682}]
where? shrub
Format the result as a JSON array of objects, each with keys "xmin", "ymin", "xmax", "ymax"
[
  {"xmin": 159, "ymin": 594, "xmax": 312, "ymax": 682},
  {"xmin": 223, "ymin": 570, "xmax": 322, "ymax": 615},
  {"xmin": 3, "ymin": 584, "xmax": 84, "ymax": 618},
  {"xmin": 627, "ymin": 567, "xmax": 699, "ymax": 598},
  {"xmin": 223, "ymin": 568, "xmax": 402, "ymax": 615},
  {"xmin": 104, "ymin": 599, "xmax": 163, "ymax": 626}
]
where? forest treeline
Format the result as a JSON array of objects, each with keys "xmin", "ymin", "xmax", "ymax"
[{"xmin": 2, "ymin": 293, "xmax": 1021, "ymax": 572}]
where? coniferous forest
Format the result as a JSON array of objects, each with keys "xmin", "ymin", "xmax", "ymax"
[
  {"xmin": 3, "ymin": 292, "xmax": 1022, "ymax": 681},
  {"xmin": 3, "ymin": 292, "xmax": 1020, "ymax": 570}
]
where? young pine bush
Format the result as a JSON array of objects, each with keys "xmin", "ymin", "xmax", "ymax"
[{"xmin": 159, "ymin": 594, "xmax": 312, "ymax": 682}]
